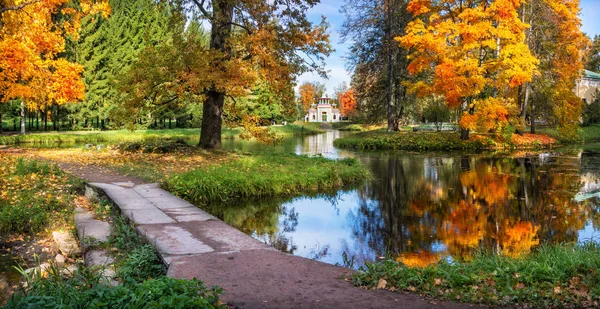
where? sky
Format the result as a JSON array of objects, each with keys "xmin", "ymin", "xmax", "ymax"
[{"xmin": 297, "ymin": 0, "xmax": 600, "ymax": 96}]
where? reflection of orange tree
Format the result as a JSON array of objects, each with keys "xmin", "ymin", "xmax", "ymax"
[
  {"xmin": 500, "ymin": 221, "xmax": 539, "ymax": 257},
  {"xmin": 397, "ymin": 250, "xmax": 441, "ymax": 268},
  {"xmin": 357, "ymin": 154, "xmax": 594, "ymax": 264}
]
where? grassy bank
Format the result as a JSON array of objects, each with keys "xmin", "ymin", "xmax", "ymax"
[
  {"xmin": 536, "ymin": 124, "xmax": 600, "ymax": 143},
  {"xmin": 0, "ymin": 124, "xmax": 323, "ymax": 145},
  {"xmin": 333, "ymin": 130, "xmax": 563, "ymax": 151},
  {"xmin": 353, "ymin": 243, "xmax": 600, "ymax": 308},
  {"xmin": 333, "ymin": 131, "xmax": 487, "ymax": 151},
  {"xmin": 165, "ymin": 153, "xmax": 369, "ymax": 204},
  {"xmin": 0, "ymin": 156, "xmax": 83, "ymax": 234}
]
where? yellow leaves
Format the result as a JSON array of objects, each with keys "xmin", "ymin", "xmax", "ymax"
[
  {"xmin": 377, "ymin": 278, "xmax": 388, "ymax": 289},
  {"xmin": 0, "ymin": 0, "xmax": 109, "ymax": 108}
]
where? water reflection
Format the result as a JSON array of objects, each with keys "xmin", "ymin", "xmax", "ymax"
[{"xmin": 214, "ymin": 133, "xmax": 600, "ymax": 268}]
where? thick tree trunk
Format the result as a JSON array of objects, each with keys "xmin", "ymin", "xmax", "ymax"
[
  {"xmin": 461, "ymin": 128, "xmax": 470, "ymax": 140},
  {"xmin": 199, "ymin": 0, "xmax": 234, "ymax": 149},
  {"xmin": 200, "ymin": 90, "xmax": 225, "ymax": 148},
  {"xmin": 20, "ymin": 101, "xmax": 25, "ymax": 134}
]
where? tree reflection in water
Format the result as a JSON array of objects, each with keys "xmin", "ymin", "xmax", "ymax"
[
  {"xmin": 197, "ymin": 149, "xmax": 600, "ymax": 269},
  {"xmin": 353, "ymin": 151, "xmax": 599, "ymax": 267}
]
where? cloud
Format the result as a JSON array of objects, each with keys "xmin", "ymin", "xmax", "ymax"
[{"xmin": 296, "ymin": 65, "xmax": 350, "ymax": 95}]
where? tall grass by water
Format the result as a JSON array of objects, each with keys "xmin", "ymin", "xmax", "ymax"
[
  {"xmin": 165, "ymin": 153, "xmax": 369, "ymax": 204},
  {"xmin": 353, "ymin": 242, "xmax": 600, "ymax": 308}
]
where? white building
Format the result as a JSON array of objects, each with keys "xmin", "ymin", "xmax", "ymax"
[
  {"xmin": 305, "ymin": 97, "xmax": 341, "ymax": 123},
  {"xmin": 575, "ymin": 69, "xmax": 600, "ymax": 104}
]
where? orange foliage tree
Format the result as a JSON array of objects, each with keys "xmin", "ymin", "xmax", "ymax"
[
  {"xmin": 398, "ymin": 0, "xmax": 539, "ymax": 139},
  {"xmin": 340, "ymin": 88, "xmax": 357, "ymax": 118},
  {"xmin": 0, "ymin": 0, "xmax": 109, "ymax": 133},
  {"xmin": 543, "ymin": 0, "xmax": 588, "ymax": 140},
  {"xmin": 298, "ymin": 82, "xmax": 317, "ymax": 111}
]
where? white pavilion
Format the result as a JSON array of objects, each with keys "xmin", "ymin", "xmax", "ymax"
[{"xmin": 305, "ymin": 97, "xmax": 341, "ymax": 123}]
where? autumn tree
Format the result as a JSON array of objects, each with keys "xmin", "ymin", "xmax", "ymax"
[
  {"xmin": 298, "ymin": 82, "xmax": 317, "ymax": 111},
  {"xmin": 190, "ymin": 0, "xmax": 331, "ymax": 148},
  {"xmin": 519, "ymin": 0, "xmax": 587, "ymax": 138},
  {"xmin": 398, "ymin": 0, "xmax": 538, "ymax": 139},
  {"xmin": 340, "ymin": 88, "xmax": 357, "ymax": 118},
  {"xmin": 342, "ymin": 0, "xmax": 412, "ymax": 130},
  {"xmin": 0, "ymin": 0, "xmax": 109, "ymax": 134}
]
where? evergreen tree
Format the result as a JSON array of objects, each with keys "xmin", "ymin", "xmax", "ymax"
[{"xmin": 67, "ymin": 0, "xmax": 174, "ymax": 128}]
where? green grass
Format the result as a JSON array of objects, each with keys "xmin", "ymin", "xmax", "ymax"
[
  {"xmin": 333, "ymin": 131, "xmax": 486, "ymax": 151},
  {"xmin": 353, "ymin": 243, "xmax": 600, "ymax": 308},
  {"xmin": 6, "ymin": 269, "xmax": 224, "ymax": 309},
  {"xmin": 269, "ymin": 123, "xmax": 325, "ymax": 135},
  {"xmin": 0, "ymin": 156, "xmax": 83, "ymax": 234},
  {"xmin": 165, "ymin": 153, "xmax": 369, "ymax": 204},
  {"xmin": 0, "ymin": 124, "xmax": 324, "ymax": 145},
  {"xmin": 337, "ymin": 124, "xmax": 365, "ymax": 131},
  {"xmin": 108, "ymin": 215, "xmax": 165, "ymax": 283},
  {"xmin": 533, "ymin": 124, "xmax": 600, "ymax": 143}
]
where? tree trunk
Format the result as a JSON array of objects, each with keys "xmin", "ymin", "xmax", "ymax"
[
  {"xmin": 530, "ymin": 99, "xmax": 536, "ymax": 134},
  {"xmin": 199, "ymin": 0, "xmax": 234, "ymax": 149},
  {"xmin": 200, "ymin": 90, "xmax": 225, "ymax": 148},
  {"xmin": 385, "ymin": 0, "xmax": 397, "ymax": 132},
  {"xmin": 20, "ymin": 101, "xmax": 25, "ymax": 134},
  {"xmin": 0, "ymin": 112, "xmax": 3, "ymax": 133}
]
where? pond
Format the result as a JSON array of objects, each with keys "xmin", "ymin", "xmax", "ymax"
[{"xmin": 217, "ymin": 130, "xmax": 600, "ymax": 269}]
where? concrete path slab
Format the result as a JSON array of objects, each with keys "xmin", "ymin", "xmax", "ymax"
[
  {"xmin": 163, "ymin": 207, "xmax": 217, "ymax": 222},
  {"xmin": 122, "ymin": 208, "xmax": 176, "ymax": 225},
  {"xmin": 136, "ymin": 224, "xmax": 214, "ymax": 256},
  {"xmin": 147, "ymin": 196, "xmax": 196, "ymax": 209}
]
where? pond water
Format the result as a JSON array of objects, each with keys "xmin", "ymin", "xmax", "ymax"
[{"xmin": 217, "ymin": 131, "xmax": 600, "ymax": 269}]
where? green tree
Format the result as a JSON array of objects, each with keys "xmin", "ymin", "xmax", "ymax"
[
  {"xmin": 69, "ymin": 0, "xmax": 174, "ymax": 128},
  {"xmin": 587, "ymin": 35, "xmax": 600, "ymax": 73}
]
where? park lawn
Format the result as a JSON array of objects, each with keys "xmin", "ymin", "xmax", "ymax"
[
  {"xmin": 0, "ymin": 124, "xmax": 323, "ymax": 146},
  {"xmin": 353, "ymin": 243, "xmax": 600, "ymax": 308}
]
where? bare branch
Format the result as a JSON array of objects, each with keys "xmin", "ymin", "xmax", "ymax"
[
  {"xmin": 0, "ymin": 0, "xmax": 40, "ymax": 15},
  {"xmin": 191, "ymin": 0, "xmax": 212, "ymax": 20}
]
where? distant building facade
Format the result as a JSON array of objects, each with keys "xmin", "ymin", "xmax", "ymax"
[
  {"xmin": 575, "ymin": 70, "xmax": 600, "ymax": 104},
  {"xmin": 305, "ymin": 97, "xmax": 341, "ymax": 122}
]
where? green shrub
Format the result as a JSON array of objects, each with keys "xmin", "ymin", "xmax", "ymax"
[
  {"xmin": 118, "ymin": 245, "xmax": 165, "ymax": 282},
  {"xmin": 583, "ymin": 95, "xmax": 600, "ymax": 126}
]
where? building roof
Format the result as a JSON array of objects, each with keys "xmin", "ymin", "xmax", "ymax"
[{"xmin": 584, "ymin": 69, "xmax": 600, "ymax": 80}]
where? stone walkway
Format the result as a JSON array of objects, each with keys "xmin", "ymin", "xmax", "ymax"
[{"xmin": 88, "ymin": 181, "xmax": 481, "ymax": 309}]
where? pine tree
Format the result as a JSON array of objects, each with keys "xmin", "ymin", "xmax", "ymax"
[{"xmin": 68, "ymin": 0, "xmax": 174, "ymax": 128}]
